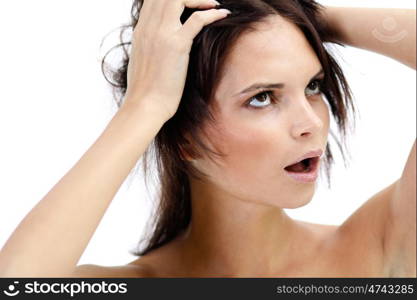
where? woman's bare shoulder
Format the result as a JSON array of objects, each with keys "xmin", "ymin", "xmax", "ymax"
[{"xmin": 71, "ymin": 260, "xmax": 153, "ymax": 278}]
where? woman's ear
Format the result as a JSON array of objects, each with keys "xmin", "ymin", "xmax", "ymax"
[{"xmin": 180, "ymin": 136, "xmax": 197, "ymax": 162}]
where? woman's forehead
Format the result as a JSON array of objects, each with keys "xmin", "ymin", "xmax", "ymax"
[{"xmin": 215, "ymin": 17, "xmax": 320, "ymax": 101}]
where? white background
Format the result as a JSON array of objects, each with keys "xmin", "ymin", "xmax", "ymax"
[{"xmin": 0, "ymin": 0, "xmax": 415, "ymax": 267}]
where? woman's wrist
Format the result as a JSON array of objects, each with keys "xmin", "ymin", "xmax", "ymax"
[
  {"xmin": 119, "ymin": 94, "xmax": 172, "ymax": 127},
  {"xmin": 319, "ymin": 6, "xmax": 345, "ymax": 43}
]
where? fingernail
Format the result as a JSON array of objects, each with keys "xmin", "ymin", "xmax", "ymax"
[
  {"xmin": 219, "ymin": 8, "xmax": 231, "ymax": 15},
  {"xmin": 212, "ymin": 0, "xmax": 221, "ymax": 5}
]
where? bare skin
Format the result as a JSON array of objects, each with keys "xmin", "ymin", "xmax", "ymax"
[
  {"xmin": 124, "ymin": 183, "xmax": 393, "ymax": 278},
  {"xmin": 125, "ymin": 9, "xmax": 415, "ymax": 278},
  {"xmin": 76, "ymin": 7, "xmax": 416, "ymax": 278},
  {"xmin": 75, "ymin": 183, "xmax": 394, "ymax": 277},
  {"xmin": 0, "ymin": 0, "xmax": 231, "ymax": 277},
  {"xmin": 1, "ymin": 2, "xmax": 414, "ymax": 278}
]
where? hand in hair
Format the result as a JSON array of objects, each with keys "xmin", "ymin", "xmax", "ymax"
[{"xmin": 123, "ymin": 0, "xmax": 231, "ymax": 121}]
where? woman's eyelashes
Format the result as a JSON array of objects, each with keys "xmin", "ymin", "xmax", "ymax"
[
  {"xmin": 305, "ymin": 78, "xmax": 324, "ymax": 97},
  {"xmin": 245, "ymin": 78, "xmax": 325, "ymax": 110},
  {"xmin": 245, "ymin": 90, "xmax": 277, "ymax": 109}
]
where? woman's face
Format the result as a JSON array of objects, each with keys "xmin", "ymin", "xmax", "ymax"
[{"xmin": 193, "ymin": 15, "xmax": 330, "ymax": 208}]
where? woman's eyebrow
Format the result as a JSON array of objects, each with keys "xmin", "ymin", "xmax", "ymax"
[{"xmin": 233, "ymin": 69, "xmax": 324, "ymax": 97}]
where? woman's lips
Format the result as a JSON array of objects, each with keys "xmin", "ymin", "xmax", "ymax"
[
  {"xmin": 285, "ymin": 149, "xmax": 323, "ymax": 167},
  {"xmin": 284, "ymin": 157, "xmax": 320, "ymax": 183}
]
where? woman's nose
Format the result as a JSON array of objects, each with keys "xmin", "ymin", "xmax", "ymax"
[{"xmin": 290, "ymin": 96, "xmax": 324, "ymax": 138}]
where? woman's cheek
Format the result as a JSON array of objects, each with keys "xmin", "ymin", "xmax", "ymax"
[{"xmin": 221, "ymin": 126, "xmax": 281, "ymax": 171}]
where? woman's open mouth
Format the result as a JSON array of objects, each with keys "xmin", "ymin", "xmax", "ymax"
[{"xmin": 284, "ymin": 156, "xmax": 320, "ymax": 183}]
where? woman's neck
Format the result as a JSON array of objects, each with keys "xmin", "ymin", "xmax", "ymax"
[{"xmin": 176, "ymin": 178, "xmax": 306, "ymax": 276}]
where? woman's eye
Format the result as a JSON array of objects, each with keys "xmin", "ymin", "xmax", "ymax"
[
  {"xmin": 246, "ymin": 90, "xmax": 276, "ymax": 109},
  {"xmin": 245, "ymin": 79, "xmax": 324, "ymax": 110},
  {"xmin": 305, "ymin": 79, "xmax": 324, "ymax": 96}
]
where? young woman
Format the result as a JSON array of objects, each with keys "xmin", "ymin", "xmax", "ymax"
[{"xmin": 0, "ymin": 0, "xmax": 415, "ymax": 277}]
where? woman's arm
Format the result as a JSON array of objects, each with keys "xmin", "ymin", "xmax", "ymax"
[
  {"xmin": 322, "ymin": 6, "xmax": 416, "ymax": 70},
  {"xmin": 322, "ymin": 5, "xmax": 416, "ymax": 276},
  {"xmin": 0, "ymin": 101, "xmax": 166, "ymax": 277},
  {"xmin": 0, "ymin": 0, "xmax": 229, "ymax": 278}
]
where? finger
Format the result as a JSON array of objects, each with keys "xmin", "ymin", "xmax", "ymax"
[
  {"xmin": 169, "ymin": 0, "xmax": 221, "ymax": 22},
  {"xmin": 138, "ymin": 0, "xmax": 157, "ymax": 18},
  {"xmin": 137, "ymin": 0, "xmax": 164, "ymax": 26},
  {"xmin": 180, "ymin": 8, "xmax": 230, "ymax": 42}
]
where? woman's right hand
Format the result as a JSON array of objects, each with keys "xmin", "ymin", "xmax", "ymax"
[{"xmin": 123, "ymin": 0, "xmax": 231, "ymax": 121}]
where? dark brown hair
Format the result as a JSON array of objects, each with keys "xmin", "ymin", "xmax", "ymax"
[{"xmin": 101, "ymin": 0, "xmax": 356, "ymax": 257}]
